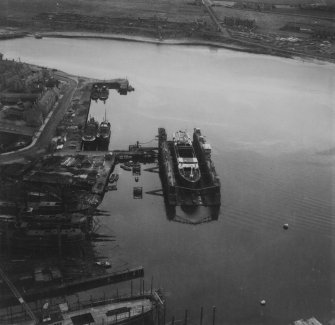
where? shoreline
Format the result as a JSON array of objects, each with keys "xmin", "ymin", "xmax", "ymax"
[
  {"xmin": 2, "ymin": 29, "xmax": 334, "ymax": 65},
  {"xmin": 37, "ymin": 31, "xmax": 297, "ymax": 60}
]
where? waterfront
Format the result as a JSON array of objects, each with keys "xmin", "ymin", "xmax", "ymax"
[{"xmin": 1, "ymin": 37, "xmax": 335, "ymax": 324}]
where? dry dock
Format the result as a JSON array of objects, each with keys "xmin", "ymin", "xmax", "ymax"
[{"xmin": 158, "ymin": 128, "xmax": 221, "ymax": 207}]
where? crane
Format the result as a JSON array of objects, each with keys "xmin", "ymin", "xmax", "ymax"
[{"xmin": 0, "ymin": 264, "xmax": 38, "ymax": 324}]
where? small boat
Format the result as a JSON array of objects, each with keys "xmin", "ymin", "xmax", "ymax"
[
  {"xmin": 109, "ymin": 173, "xmax": 119, "ymax": 183},
  {"xmin": 124, "ymin": 161, "xmax": 134, "ymax": 167},
  {"xmin": 34, "ymin": 33, "xmax": 43, "ymax": 39},
  {"xmin": 173, "ymin": 130, "xmax": 201, "ymax": 185},
  {"xmin": 99, "ymin": 85, "xmax": 109, "ymax": 101},
  {"xmin": 120, "ymin": 165, "xmax": 131, "ymax": 171},
  {"xmin": 95, "ymin": 260, "xmax": 112, "ymax": 268},
  {"xmin": 108, "ymin": 184, "xmax": 117, "ymax": 191}
]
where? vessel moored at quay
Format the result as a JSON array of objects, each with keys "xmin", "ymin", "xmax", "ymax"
[
  {"xmin": 82, "ymin": 116, "xmax": 99, "ymax": 150},
  {"xmin": 99, "ymin": 85, "xmax": 109, "ymax": 101},
  {"xmin": 97, "ymin": 111, "xmax": 111, "ymax": 151}
]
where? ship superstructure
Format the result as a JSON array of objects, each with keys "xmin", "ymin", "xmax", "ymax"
[{"xmin": 173, "ymin": 130, "xmax": 201, "ymax": 185}]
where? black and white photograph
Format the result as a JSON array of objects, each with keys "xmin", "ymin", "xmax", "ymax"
[{"xmin": 0, "ymin": 0, "xmax": 334, "ymax": 324}]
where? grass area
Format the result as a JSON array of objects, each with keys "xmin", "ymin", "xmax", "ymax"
[{"xmin": 0, "ymin": 0, "xmax": 206, "ymax": 22}]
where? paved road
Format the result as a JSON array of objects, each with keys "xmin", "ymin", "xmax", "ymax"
[
  {"xmin": 201, "ymin": 0, "xmax": 230, "ymax": 37},
  {"xmin": 0, "ymin": 74, "xmax": 78, "ymax": 164}
]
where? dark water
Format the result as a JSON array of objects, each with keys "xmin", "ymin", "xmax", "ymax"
[{"xmin": 1, "ymin": 37, "xmax": 334, "ymax": 324}]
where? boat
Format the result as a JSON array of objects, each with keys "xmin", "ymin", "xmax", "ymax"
[
  {"xmin": 99, "ymin": 85, "xmax": 109, "ymax": 101},
  {"xmin": 34, "ymin": 33, "xmax": 43, "ymax": 39},
  {"xmin": 173, "ymin": 130, "xmax": 201, "ymax": 185},
  {"xmin": 109, "ymin": 173, "xmax": 119, "ymax": 183},
  {"xmin": 82, "ymin": 117, "xmax": 99, "ymax": 149},
  {"xmin": 95, "ymin": 260, "xmax": 112, "ymax": 268},
  {"xmin": 107, "ymin": 184, "xmax": 117, "ymax": 191},
  {"xmin": 97, "ymin": 111, "xmax": 111, "ymax": 150},
  {"xmin": 120, "ymin": 165, "xmax": 131, "ymax": 171},
  {"xmin": 91, "ymin": 85, "xmax": 100, "ymax": 101}
]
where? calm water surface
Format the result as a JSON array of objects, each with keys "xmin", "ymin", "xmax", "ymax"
[{"xmin": 1, "ymin": 37, "xmax": 335, "ymax": 324}]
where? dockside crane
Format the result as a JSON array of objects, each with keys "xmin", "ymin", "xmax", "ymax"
[{"xmin": 0, "ymin": 264, "xmax": 38, "ymax": 324}]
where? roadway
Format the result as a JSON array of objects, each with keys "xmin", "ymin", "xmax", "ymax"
[
  {"xmin": 201, "ymin": 0, "xmax": 230, "ymax": 37},
  {"xmin": 0, "ymin": 73, "xmax": 78, "ymax": 164}
]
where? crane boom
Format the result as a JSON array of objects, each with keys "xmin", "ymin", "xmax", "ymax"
[{"xmin": 0, "ymin": 264, "xmax": 38, "ymax": 324}]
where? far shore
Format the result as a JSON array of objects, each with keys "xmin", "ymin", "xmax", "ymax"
[
  {"xmin": 35, "ymin": 31, "xmax": 335, "ymax": 64},
  {"xmin": 1, "ymin": 29, "xmax": 334, "ymax": 65},
  {"xmin": 36, "ymin": 30, "xmax": 296, "ymax": 60}
]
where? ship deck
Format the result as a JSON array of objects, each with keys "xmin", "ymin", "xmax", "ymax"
[{"xmin": 158, "ymin": 128, "xmax": 221, "ymax": 207}]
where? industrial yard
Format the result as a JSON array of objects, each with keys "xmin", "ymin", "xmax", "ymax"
[{"xmin": 0, "ymin": 49, "xmax": 221, "ymax": 323}]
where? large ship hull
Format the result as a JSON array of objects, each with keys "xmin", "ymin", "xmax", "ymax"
[
  {"xmin": 97, "ymin": 121, "xmax": 111, "ymax": 151},
  {"xmin": 173, "ymin": 130, "xmax": 201, "ymax": 186},
  {"xmin": 82, "ymin": 117, "xmax": 99, "ymax": 151}
]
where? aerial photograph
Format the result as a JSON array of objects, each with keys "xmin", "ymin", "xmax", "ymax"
[{"xmin": 0, "ymin": 0, "xmax": 334, "ymax": 324}]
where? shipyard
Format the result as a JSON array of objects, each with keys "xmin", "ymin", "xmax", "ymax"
[
  {"xmin": 0, "ymin": 50, "xmax": 222, "ymax": 325},
  {"xmin": 0, "ymin": 0, "xmax": 334, "ymax": 323}
]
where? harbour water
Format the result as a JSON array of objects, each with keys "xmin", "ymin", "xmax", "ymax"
[{"xmin": 1, "ymin": 37, "xmax": 335, "ymax": 324}]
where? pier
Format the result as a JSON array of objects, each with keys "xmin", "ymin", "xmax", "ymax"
[{"xmin": 92, "ymin": 79, "xmax": 134, "ymax": 95}]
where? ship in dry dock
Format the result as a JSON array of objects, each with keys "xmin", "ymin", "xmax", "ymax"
[
  {"xmin": 173, "ymin": 130, "xmax": 201, "ymax": 186},
  {"xmin": 90, "ymin": 84, "xmax": 100, "ymax": 101},
  {"xmin": 97, "ymin": 111, "xmax": 111, "ymax": 151},
  {"xmin": 99, "ymin": 85, "xmax": 109, "ymax": 101},
  {"xmin": 82, "ymin": 117, "xmax": 99, "ymax": 150},
  {"xmin": 158, "ymin": 127, "xmax": 221, "ymax": 209}
]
